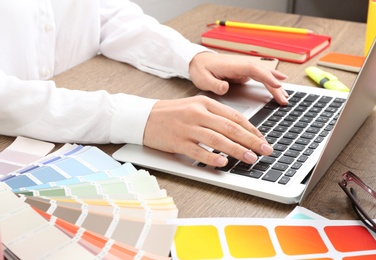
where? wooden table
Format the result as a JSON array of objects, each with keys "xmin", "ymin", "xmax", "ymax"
[{"xmin": 2, "ymin": 4, "xmax": 374, "ymax": 220}]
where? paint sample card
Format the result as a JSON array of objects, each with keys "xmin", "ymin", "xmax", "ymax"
[
  {"xmin": 170, "ymin": 217, "xmax": 376, "ymax": 259},
  {"xmin": 34, "ymin": 207, "xmax": 171, "ymax": 260},
  {"xmin": 0, "ymin": 136, "xmax": 54, "ymax": 176},
  {"xmin": 2, "ymin": 146, "xmax": 121, "ymax": 190},
  {"xmin": 0, "ymin": 184, "xmax": 94, "ymax": 259},
  {"xmin": 285, "ymin": 205, "xmax": 328, "ymax": 220}
]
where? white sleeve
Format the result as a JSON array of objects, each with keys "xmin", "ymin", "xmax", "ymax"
[
  {"xmin": 0, "ymin": 71, "xmax": 157, "ymax": 145},
  {"xmin": 99, "ymin": 0, "xmax": 210, "ymax": 79}
]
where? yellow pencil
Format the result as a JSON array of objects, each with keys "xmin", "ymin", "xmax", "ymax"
[{"xmin": 216, "ymin": 20, "xmax": 313, "ymax": 35}]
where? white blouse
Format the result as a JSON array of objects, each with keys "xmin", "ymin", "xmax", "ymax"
[{"xmin": 0, "ymin": 0, "xmax": 208, "ymax": 144}]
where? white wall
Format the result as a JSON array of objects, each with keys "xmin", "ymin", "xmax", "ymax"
[{"xmin": 132, "ymin": 0, "xmax": 290, "ymax": 23}]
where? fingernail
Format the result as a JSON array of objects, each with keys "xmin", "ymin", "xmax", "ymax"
[
  {"xmin": 261, "ymin": 143, "xmax": 273, "ymax": 155},
  {"xmin": 216, "ymin": 156, "xmax": 228, "ymax": 167},
  {"xmin": 244, "ymin": 151, "xmax": 258, "ymax": 163}
]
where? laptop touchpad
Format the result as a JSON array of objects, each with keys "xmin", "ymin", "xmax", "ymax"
[{"xmin": 197, "ymin": 81, "xmax": 273, "ymax": 117}]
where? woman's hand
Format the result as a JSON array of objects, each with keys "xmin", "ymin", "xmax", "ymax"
[
  {"xmin": 143, "ymin": 96, "xmax": 273, "ymax": 167},
  {"xmin": 189, "ymin": 52, "xmax": 289, "ymax": 105}
]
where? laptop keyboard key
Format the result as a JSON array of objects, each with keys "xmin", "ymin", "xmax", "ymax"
[
  {"xmin": 263, "ymin": 120, "xmax": 277, "ymax": 127},
  {"xmin": 278, "ymin": 176, "xmax": 290, "ymax": 184},
  {"xmin": 269, "ymin": 115, "xmax": 283, "ymax": 122},
  {"xmin": 279, "ymin": 120, "xmax": 293, "ymax": 127},
  {"xmin": 295, "ymin": 138, "xmax": 311, "ymax": 145},
  {"xmin": 268, "ymin": 131, "xmax": 283, "ymax": 138},
  {"xmin": 285, "ymin": 169, "xmax": 297, "ymax": 177},
  {"xmin": 278, "ymin": 156, "xmax": 294, "ymax": 164},
  {"xmin": 316, "ymin": 117, "xmax": 329, "ymax": 123},
  {"xmin": 249, "ymin": 108, "xmax": 275, "ymax": 126},
  {"xmin": 269, "ymin": 150, "xmax": 282, "ymax": 158},
  {"xmin": 329, "ymin": 101, "xmax": 343, "ymax": 108},
  {"xmin": 278, "ymin": 138, "xmax": 294, "ymax": 145},
  {"xmin": 274, "ymin": 144, "xmax": 288, "ymax": 151},
  {"xmin": 309, "ymin": 142, "xmax": 320, "ymax": 149},
  {"xmin": 234, "ymin": 161, "xmax": 252, "ymax": 171},
  {"xmin": 304, "ymin": 94, "xmax": 319, "ymax": 102},
  {"xmin": 299, "ymin": 117, "xmax": 313, "ymax": 123},
  {"xmin": 301, "ymin": 132, "xmax": 315, "ymax": 139},
  {"xmin": 303, "ymin": 148, "xmax": 314, "ymax": 155},
  {"xmin": 274, "ymin": 126, "xmax": 288, "ymax": 132},
  {"xmin": 306, "ymin": 127, "xmax": 320, "ymax": 134},
  {"xmin": 253, "ymin": 162, "xmax": 270, "ymax": 171},
  {"xmin": 284, "ymin": 132, "xmax": 299, "ymax": 139},
  {"xmin": 231, "ymin": 168, "xmax": 264, "ymax": 179},
  {"xmin": 284, "ymin": 149, "xmax": 300, "ymax": 158},
  {"xmin": 293, "ymin": 92, "xmax": 307, "ymax": 98},
  {"xmin": 290, "ymin": 144, "xmax": 305, "ymax": 151},
  {"xmin": 318, "ymin": 96, "xmax": 333, "ymax": 103},
  {"xmin": 266, "ymin": 137, "xmax": 278, "ymax": 144},
  {"xmin": 264, "ymin": 99, "xmax": 280, "ymax": 109},
  {"xmin": 298, "ymin": 155, "xmax": 309, "ymax": 162},
  {"xmin": 259, "ymin": 157, "xmax": 276, "ymax": 164},
  {"xmin": 291, "ymin": 162, "xmax": 303, "ymax": 170},
  {"xmin": 272, "ymin": 163, "xmax": 289, "ymax": 171},
  {"xmin": 289, "ymin": 127, "xmax": 304, "ymax": 134},
  {"xmin": 314, "ymin": 136, "xmax": 325, "ymax": 143},
  {"xmin": 262, "ymin": 170, "xmax": 283, "ymax": 182}
]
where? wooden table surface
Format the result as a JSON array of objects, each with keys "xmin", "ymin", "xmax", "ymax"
[{"xmin": 1, "ymin": 4, "xmax": 375, "ymax": 220}]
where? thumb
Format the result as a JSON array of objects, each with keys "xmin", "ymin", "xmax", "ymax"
[
  {"xmin": 193, "ymin": 72, "xmax": 230, "ymax": 95},
  {"xmin": 210, "ymin": 79, "xmax": 230, "ymax": 95}
]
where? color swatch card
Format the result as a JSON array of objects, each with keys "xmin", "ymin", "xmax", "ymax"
[
  {"xmin": 285, "ymin": 205, "xmax": 328, "ymax": 220},
  {"xmin": 0, "ymin": 137, "xmax": 178, "ymax": 259},
  {"xmin": 1, "ymin": 145, "xmax": 121, "ymax": 189},
  {"xmin": 170, "ymin": 217, "xmax": 376, "ymax": 259},
  {"xmin": 32, "ymin": 207, "xmax": 171, "ymax": 260},
  {"xmin": 0, "ymin": 183, "xmax": 95, "ymax": 259},
  {"xmin": 0, "ymin": 136, "xmax": 55, "ymax": 176}
]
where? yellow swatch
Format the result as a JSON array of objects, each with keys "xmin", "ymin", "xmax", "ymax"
[{"xmin": 174, "ymin": 225, "xmax": 223, "ymax": 259}]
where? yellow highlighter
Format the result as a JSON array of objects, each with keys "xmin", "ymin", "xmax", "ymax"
[{"xmin": 305, "ymin": 66, "xmax": 349, "ymax": 92}]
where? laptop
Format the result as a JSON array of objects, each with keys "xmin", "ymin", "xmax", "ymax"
[{"xmin": 113, "ymin": 42, "xmax": 376, "ymax": 204}]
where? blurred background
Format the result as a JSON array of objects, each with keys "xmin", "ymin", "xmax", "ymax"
[{"xmin": 132, "ymin": 0, "xmax": 368, "ymax": 23}]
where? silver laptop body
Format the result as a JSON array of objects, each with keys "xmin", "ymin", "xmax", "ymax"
[{"xmin": 113, "ymin": 42, "xmax": 376, "ymax": 204}]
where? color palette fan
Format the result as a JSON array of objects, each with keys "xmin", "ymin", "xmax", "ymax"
[{"xmin": 0, "ymin": 137, "xmax": 178, "ymax": 259}]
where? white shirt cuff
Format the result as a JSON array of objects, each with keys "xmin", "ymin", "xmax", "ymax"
[{"xmin": 110, "ymin": 93, "xmax": 158, "ymax": 144}]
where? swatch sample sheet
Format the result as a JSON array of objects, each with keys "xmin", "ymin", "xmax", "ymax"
[
  {"xmin": 0, "ymin": 136, "xmax": 55, "ymax": 176},
  {"xmin": 170, "ymin": 208, "xmax": 376, "ymax": 260}
]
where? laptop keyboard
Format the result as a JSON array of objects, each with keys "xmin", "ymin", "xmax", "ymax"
[{"xmin": 198, "ymin": 90, "xmax": 346, "ymax": 185}]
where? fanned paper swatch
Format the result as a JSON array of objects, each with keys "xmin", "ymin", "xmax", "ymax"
[{"xmin": 0, "ymin": 137, "xmax": 177, "ymax": 259}]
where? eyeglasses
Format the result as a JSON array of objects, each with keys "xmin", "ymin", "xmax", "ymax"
[{"xmin": 338, "ymin": 171, "xmax": 376, "ymax": 233}]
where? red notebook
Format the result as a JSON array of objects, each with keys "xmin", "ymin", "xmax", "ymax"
[{"xmin": 201, "ymin": 26, "xmax": 331, "ymax": 63}]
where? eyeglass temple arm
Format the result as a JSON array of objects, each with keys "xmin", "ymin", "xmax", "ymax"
[{"xmin": 343, "ymin": 171, "xmax": 376, "ymax": 200}]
